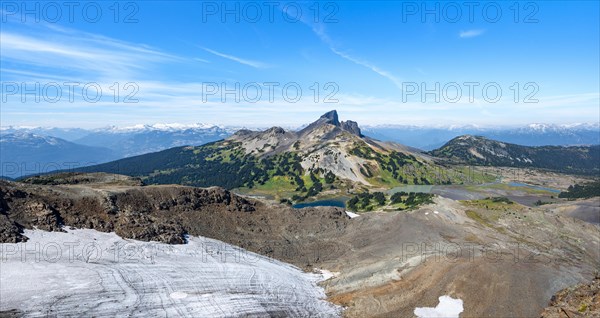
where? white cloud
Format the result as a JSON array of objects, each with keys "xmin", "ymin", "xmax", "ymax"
[
  {"xmin": 202, "ymin": 47, "xmax": 269, "ymax": 69},
  {"xmin": 459, "ymin": 29, "xmax": 486, "ymax": 38}
]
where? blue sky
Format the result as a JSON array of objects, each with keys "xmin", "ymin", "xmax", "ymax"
[{"xmin": 1, "ymin": 1, "xmax": 599, "ymax": 128}]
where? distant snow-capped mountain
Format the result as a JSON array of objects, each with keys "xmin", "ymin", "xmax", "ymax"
[
  {"xmin": 0, "ymin": 127, "xmax": 91, "ymax": 141},
  {"xmin": 95, "ymin": 122, "xmax": 230, "ymax": 133},
  {"xmin": 1, "ymin": 123, "xmax": 238, "ymax": 138},
  {"xmin": 361, "ymin": 123, "xmax": 600, "ymax": 150},
  {"xmin": 74, "ymin": 127, "xmax": 232, "ymax": 157},
  {"xmin": 524, "ymin": 123, "xmax": 600, "ymax": 131}
]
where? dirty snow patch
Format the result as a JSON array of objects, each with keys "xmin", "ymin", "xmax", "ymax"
[{"xmin": 414, "ymin": 295, "xmax": 464, "ymax": 318}]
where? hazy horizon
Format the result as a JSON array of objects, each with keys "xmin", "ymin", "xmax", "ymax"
[{"xmin": 1, "ymin": 117, "xmax": 600, "ymax": 131}]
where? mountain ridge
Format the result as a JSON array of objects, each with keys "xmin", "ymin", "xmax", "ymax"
[
  {"xmin": 0, "ymin": 132, "xmax": 118, "ymax": 178},
  {"xmin": 68, "ymin": 110, "xmax": 475, "ymax": 203},
  {"xmin": 13, "ymin": 112, "xmax": 600, "ymax": 200},
  {"xmin": 430, "ymin": 135, "xmax": 600, "ymax": 174}
]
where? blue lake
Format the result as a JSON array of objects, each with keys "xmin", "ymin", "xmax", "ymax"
[
  {"xmin": 507, "ymin": 182, "xmax": 561, "ymax": 193},
  {"xmin": 292, "ymin": 198, "xmax": 347, "ymax": 209}
]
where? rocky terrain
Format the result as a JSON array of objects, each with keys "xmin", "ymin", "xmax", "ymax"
[
  {"xmin": 1, "ymin": 172, "xmax": 599, "ymax": 317},
  {"xmin": 540, "ymin": 277, "xmax": 600, "ymax": 317},
  {"xmin": 0, "ymin": 173, "xmax": 351, "ymax": 267},
  {"xmin": 227, "ymin": 110, "xmax": 378, "ymax": 185}
]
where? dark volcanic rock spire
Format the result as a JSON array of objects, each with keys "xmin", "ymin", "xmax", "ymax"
[
  {"xmin": 298, "ymin": 110, "xmax": 362, "ymax": 137},
  {"xmin": 320, "ymin": 110, "xmax": 340, "ymax": 126},
  {"xmin": 340, "ymin": 120, "xmax": 362, "ymax": 137}
]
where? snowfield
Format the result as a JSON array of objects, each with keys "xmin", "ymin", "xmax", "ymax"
[{"xmin": 0, "ymin": 229, "xmax": 342, "ymax": 317}]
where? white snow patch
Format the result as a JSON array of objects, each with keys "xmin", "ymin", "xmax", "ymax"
[
  {"xmin": 414, "ymin": 295, "xmax": 464, "ymax": 318},
  {"xmin": 425, "ymin": 212, "xmax": 429, "ymax": 215},
  {"xmin": 345, "ymin": 211, "xmax": 360, "ymax": 218},
  {"xmin": 316, "ymin": 269, "xmax": 339, "ymax": 281},
  {"xmin": 433, "ymin": 210, "xmax": 440, "ymax": 214},
  {"xmin": 169, "ymin": 291, "xmax": 188, "ymax": 299},
  {"xmin": 0, "ymin": 229, "xmax": 342, "ymax": 317}
]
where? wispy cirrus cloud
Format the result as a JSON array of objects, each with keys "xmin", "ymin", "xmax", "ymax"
[
  {"xmin": 459, "ymin": 29, "xmax": 486, "ymax": 38},
  {"xmin": 202, "ymin": 47, "xmax": 269, "ymax": 69},
  {"xmin": 304, "ymin": 19, "xmax": 404, "ymax": 90},
  {"xmin": 330, "ymin": 48, "xmax": 404, "ymax": 90},
  {"xmin": 0, "ymin": 28, "xmax": 179, "ymax": 81}
]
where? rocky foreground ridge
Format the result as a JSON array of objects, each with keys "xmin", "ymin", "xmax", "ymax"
[
  {"xmin": 0, "ymin": 173, "xmax": 350, "ymax": 267},
  {"xmin": 540, "ymin": 277, "xmax": 600, "ymax": 317}
]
